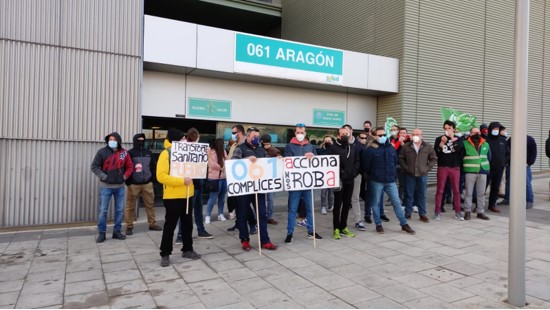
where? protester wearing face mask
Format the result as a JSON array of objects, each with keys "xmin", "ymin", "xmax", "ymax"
[
  {"xmin": 485, "ymin": 122, "xmax": 507, "ymax": 213},
  {"xmin": 327, "ymin": 127, "xmax": 360, "ymax": 239},
  {"xmin": 284, "ymin": 123, "xmax": 322, "ymax": 244},
  {"xmin": 317, "ymin": 135, "xmax": 335, "ymax": 215},
  {"xmin": 232, "ymin": 127, "xmax": 278, "ymax": 251},
  {"xmin": 462, "ymin": 127, "xmax": 491, "ymax": 220},
  {"xmin": 433, "ymin": 120, "xmax": 465, "ymax": 221},
  {"xmin": 363, "ymin": 127, "xmax": 415, "ymax": 235},
  {"xmin": 398, "ymin": 128, "xmax": 437, "ymax": 222},
  {"xmin": 260, "ymin": 134, "xmax": 281, "ymax": 225},
  {"xmin": 91, "ymin": 132, "xmax": 134, "ymax": 243},
  {"xmin": 124, "ymin": 133, "xmax": 162, "ymax": 236}
]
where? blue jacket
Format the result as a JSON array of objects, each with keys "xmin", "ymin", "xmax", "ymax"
[
  {"xmin": 284, "ymin": 138, "xmax": 318, "ymax": 157},
  {"xmin": 362, "ymin": 140, "xmax": 398, "ymax": 183}
]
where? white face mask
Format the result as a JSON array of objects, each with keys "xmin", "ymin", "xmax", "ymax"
[
  {"xmin": 492, "ymin": 130, "xmax": 499, "ymax": 136},
  {"xmin": 391, "ymin": 130, "xmax": 398, "ymax": 137},
  {"xmin": 296, "ymin": 134, "xmax": 305, "ymax": 142},
  {"xmin": 108, "ymin": 140, "xmax": 118, "ymax": 149},
  {"xmin": 412, "ymin": 136, "xmax": 421, "ymax": 143},
  {"xmin": 502, "ymin": 131, "xmax": 508, "ymax": 137}
]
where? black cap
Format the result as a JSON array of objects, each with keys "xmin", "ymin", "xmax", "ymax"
[
  {"xmin": 480, "ymin": 123, "xmax": 488, "ymax": 130},
  {"xmin": 166, "ymin": 128, "xmax": 184, "ymax": 142},
  {"xmin": 260, "ymin": 134, "xmax": 271, "ymax": 143}
]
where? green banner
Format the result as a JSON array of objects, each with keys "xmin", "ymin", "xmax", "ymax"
[
  {"xmin": 441, "ymin": 107, "xmax": 479, "ymax": 133},
  {"xmin": 188, "ymin": 98, "xmax": 231, "ymax": 119},
  {"xmin": 384, "ymin": 116, "xmax": 398, "ymax": 138}
]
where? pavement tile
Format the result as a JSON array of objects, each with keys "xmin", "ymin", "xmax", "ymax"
[
  {"xmin": 27, "ymin": 261, "xmax": 66, "ymax": 274},
  {"xmin": 188, "ymin": 277, "xmax": 232, "ymax": 295},
  {"xmin": 153, "ymin": 291, "xmax": 202, "ymax": 308},
  {"xmin": 106, "ymin": 278, "xmax": 149, "ymax": 297},
  {"xmin": 352, "ymin": 274, "xmax": 399, "ymax": 290},
  {"xmin": 442, "ymin": 261, "xmax": 488, "ymax": 276},
  {"xmin": 231, "ymin": 277, "xmax": 274, "ymax": 294},
  {"xmin": 527, "ymin": 259, "xmax": 550, "ymax": 273},
  {"xmin": 420, "ymin": 282, "xmax": 476, "ymax": 302},
  {"xmin": 330, "ymin": 263, "xmax": 369, "ymax": 279},
  {"xmin": 64, "ymin": 279, "xmax": 105, "ymax": 296},
  {"xmin": 108, "ymin": 291, "xmax": 156, "ymax": 308},
  {"xmin": 391, "ymin": 273, "xmax": 442, "ymax": 288},
  {"xmin": 0, "ymin": 291, "xmax": 19, "ymax": 307},
  {"xmin": 371, "ymin": 283, "xmax": 428, "ymax": 303},
  {"xmin": 418, "ymin": 253, "xmax": 461, "ymax": 266},
  {"xmin": 196, "ymin": 288, "xmax": 244, "ymax": 308},
  {"xmin": 268, "ymin": 274, "xmax": 315, "ymax": 293},
  {"xmin": 454, "ymin": 252, "xmax": 495, "ymax": 265},
  {"xmin": 240, "ymin": 287, "xmax": 290, "ymax": 308},
  {"xmin": 180, "ymin": 267, "xmax": 219, "ymax": 283},
  {"xmin": 65, "ymin": 268, "xmax": 103, "ymax": 283},
  {"xmin": 331, "ymin": 284, "xmax": 382, "ymax": 305},
  {"xmin": 286, "ymin": 285, "xmax": 336, "ymax": 306},
  {"xmin": 451, "ymin": 295, "xmax": 515, "ymax": 308},
  {"xmin": 219, "ymin": 301, "xmax": 256, "ymax": 309},
  {"xmin": 306, "ymin": 298, "xmax": 355, "ymax": 309},
  {"xmin": 292, "ymin": 264, "xmax": 334, "ymax": 279},
  {"xmin": 20, "ymin": 278, "xmax": 64, "ymax": 295},
  {"xmin": 526, "ymin": 279, "xmax": 550, "ymax": 301},
  {"xmin": 254, "ymin": 266, "xmax": 295, "ymax": 281},
  {"xmin": 242, "ymin": 257, "xmax": 281, "ymax": 271},
  {"xmin": 15, "ymin": 292, "xmax": 62, "ymax": 309},
  {"xmin": 218, "ymin": 267, "xmax": 258, "ymax": 282},
  {"xmin": 206, "ymin": 258, "xmax": 245, "ymax": 273},
  {"xmin": 0, "ymin": 280, "xmax": 24, "ymax": 294},
  {"xmin": 147, "ymin": 278, "xmax": 190, "ymax": 296},
  {"xmin": 25, "ymin": 269, "xmax": 65, "ymax": 283},
  {"xmin": 403, "ymin": 295, "xmax": 455, "ymax": 309},
  {"xmin": 66, "ymin": 260, "xmax": 102, "ymax": 273},
  {"xmin": 354, "ymin": 296, "xmax": 407, "ymax": 309},
  {"xmin": 200, "ymin": 251, "xmax": 234, "ymax": 263},
  {"xmin": 0, "ymin": 269, "xmax": 27, "ymax": 282},
  {"xmin": 473, "ymin": 270, "xmax": 509, "ymax": 286},
  {"xmin": 100, "ymin": 252, "xmax": 134, "ymax": 264},
  {"xmin": 308, "ymin": 274, "xmax": 355, "ymax": 291},
  {"xmin": 104, "ymin": 268, "xmax": 142, "ymax": 284},
  {"xmin": 369, "ymin": 263, "xmax": 414, "ymax": 277},
  {"xmin": 446, "ymin": 276, "xmax": 485, "ymax": 288},
  {"xmin": 464, "ymin": 282, "xmax": 508, "ymax": 302},
  {"xmin": 63, "ymin": 291, "xmax": 110, "ymax": 308},
  {"xmin": 419, "ymin": 267, "xmax": 465, "ymax": 282}
]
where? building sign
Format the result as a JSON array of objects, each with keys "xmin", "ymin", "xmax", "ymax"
[
  {"xmin": 234, "ymin": 33, "xmax": 344, "ymax": 85},
  {"xmin": 188, "ymin": 98, "xmax": 231, "ymax": 119},
  {"xmin": 312, "ymin": 109, "xmax": 345, "ymax": 127}
]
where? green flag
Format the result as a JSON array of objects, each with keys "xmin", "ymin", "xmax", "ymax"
[
  {"xmin": 441, "ymin": 107, "xmax": 479, "ymax": 133},
  {"xmin": 384, "ymin": 116, "xmax": 398, "ymax": 138}
]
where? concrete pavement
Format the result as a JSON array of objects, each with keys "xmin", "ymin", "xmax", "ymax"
[{"xmin": 1, "ymin": 175, "xmax": 550, "ymax": 308}]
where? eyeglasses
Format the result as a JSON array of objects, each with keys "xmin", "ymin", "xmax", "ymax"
[
  {"xmin": 247, "ymin": 127, "xmax": 259, "ymax": 132},
  {"xmin": 377, "ymin": 134, "xmax": 386, "ymax": 137},
  {"xmin": 296, "ymin": 123, "xmax": 306, "ymax": 127},
  {"xmin": 231, "ymin": 131, "xmax": 237, "ymax": 135},
  {"xmin": 359, "ymin": 137, "xmax": 367, "ymax": 140}
]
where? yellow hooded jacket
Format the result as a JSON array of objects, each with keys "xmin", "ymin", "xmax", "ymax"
[{"xmin": 156, "ymin": 139, "xmax": 194, "ymax": 199}]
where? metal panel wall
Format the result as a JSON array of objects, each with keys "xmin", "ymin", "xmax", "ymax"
[
  {"xmin": 0, "ymin": 0, "xmax": 61, "ymax": 45},
  {"xmin": 544, "ymin": 0, "xmax": 550, "ymax": 170}
]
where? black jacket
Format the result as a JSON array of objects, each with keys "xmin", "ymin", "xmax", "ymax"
[
  {"xmin": 546, "ymin": 136, "xmax": 550, "ymax": 159},
  {"xmin": 127, "ymin": 133, "xmax": 155, "ymax": 185},
  {"xmin": 486, "ymin": 122, "xmax": 508, "ymax": 169},
  {"xmin": 506, "ymin": 135, "xmax": 537, "ymax": 166},
  {"xmin": 327, "ymin": 139, "xmax": 360, "ymax": 184}
]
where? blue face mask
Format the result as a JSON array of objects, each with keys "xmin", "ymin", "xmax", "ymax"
[
  {"xmin": 491, "ymin": 130, "xmax": 499, "ymax": 136},
  {"xmin": 378, "ymin": 136, "xmax": 387, "ymax": 144},
  {"xmin": 108, "ymin": 140, "xmax": 118, "ymax": 149},
  {"xmin": 251, "ymin": 137, "xmax": 260, "ymax": 146},
  {"xmin": 231, "ymin": 133, "xmax": 237, "ymax": 141}
]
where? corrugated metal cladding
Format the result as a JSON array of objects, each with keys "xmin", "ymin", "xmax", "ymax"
[
  {"xmin": 0, "ymin": 0, "xmax": 142, "ymax": 227},
  {"xmin": 0, "ymin": 140, "xmax": 125, "ymax": 227},
  {"xmin": 544, "ymin": 1, "xmax": 550, "ymax": 170}
]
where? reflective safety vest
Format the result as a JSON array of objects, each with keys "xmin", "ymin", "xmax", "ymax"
[{"xmin": 463, "ymin": 139, "xmax": 490, "ymax": 173}]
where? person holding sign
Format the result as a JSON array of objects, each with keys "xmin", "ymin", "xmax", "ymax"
[
  {"xmin": 157, "ymin": 129, "xmax": 201, "ymax": 267},
  {"xmin": 284, "ymin": 123, "xmax": 323, "ymax": 244},
  {"xmin": 232, "ymin": 127, "xmax": 277, "ymax": 251},
  {"xmin": 261, "ymin": 134, "xmax": 281, "ymax": 225},
  {"xmin": 326, "ymin": 127, "xmax": 360, "ymax": 240}
]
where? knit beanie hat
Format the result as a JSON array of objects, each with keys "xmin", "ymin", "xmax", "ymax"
[{"xmin": 166, "ymin": 128, "xmax": 184, "ymax": 143}]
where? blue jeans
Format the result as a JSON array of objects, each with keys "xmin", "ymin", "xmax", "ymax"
[
  {"xmin": 97, "ymin": 187, "xmax": 125, "ymax": 233},
  {"xmin": 404, "ymin": 175, "xmax": 427, "ymax": 216},
  {"xmin": 370, "ymin": 181, "xmax": 407, "ymax": 226},
  {"xmin": 237, "ymin": 193, "xmax": 270, "ymax": 244},
  {"xmin": 287, "ymin": 190, "xmax": 314, "ymax": 235},
  {"xmin": 365, "ymin": 180, "xmax": 385, "ymax": 218},
  {"xmin": 266, "ymin": 192, "xmax": 275, "ymax": 220},
  {"xmin": 504, "ymin": 165, "xmax": 533, "ymax": 203},
  {"xmin": 206, "ymin": 179, "xmax": 227, "ymax": 217}
]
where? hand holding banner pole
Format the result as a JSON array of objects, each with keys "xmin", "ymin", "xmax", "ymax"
[{"xmin": 255, "ymin": 193, "xmax": 262, "ymax": 256}]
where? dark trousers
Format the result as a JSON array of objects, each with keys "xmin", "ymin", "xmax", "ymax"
[
  {"xmin": 227, "ymin": 196, "xmax": 237, "ymax": 213},
  {"xmin": 487, "ymin": 166, "xmax": 505, "ymax": 207},
  {"xmin": 160, "ymin": 198, "xmax": 193, "ymax": 257},
  {"xmin": 333, "ymin": 182, "xmax": 354, "ymax": 230},
  {"xmin": 237, "ymin": 194, "xmax": 269, "ymax": 244},
  {"xmin": 192, "ymin": 180, "xmax": 205, "ymax": 234}
]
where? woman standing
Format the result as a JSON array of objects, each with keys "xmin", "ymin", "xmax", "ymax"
[{"xmin": 205, "ymin": 138, "xmax": 228, "ymax": 223}]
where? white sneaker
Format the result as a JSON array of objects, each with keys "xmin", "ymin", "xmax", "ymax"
[
  {"xmin": 412, "ymin": 206, "xmax": 418, "ymax": 213},
  {"xmin": 205, "ymin": 216, "xmax": 211, "ymax": 224},
  {"xmin": 321, "ymin": 207, "xmax": 327, "ymax": 215},
  {"xmin": 454, "ymin": 213, "xmax": 464, "ymax": 221},
  {"xmin": 218, "ymin": 214, "xmax": 227, "ymax": 221},
  {"xmin": 433, "ymin": 214, "xmax": 441, "ymax": 221},
  {"xmin": 327, "ymin": 206, "xmax": 334, "ymax": 212},
  {"xmin": 229, "ymin": 211, "xmax": 236, "ymax": 220}
]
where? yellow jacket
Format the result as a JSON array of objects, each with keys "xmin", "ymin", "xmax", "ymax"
[{"xmin": 156, "ymin": 139, "xmax": 194, "ymax": 199}]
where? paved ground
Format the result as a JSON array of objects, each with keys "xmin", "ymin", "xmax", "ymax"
[{"xmin": 2, "ymin": 175, "xmax": 550, "ymax": 309}]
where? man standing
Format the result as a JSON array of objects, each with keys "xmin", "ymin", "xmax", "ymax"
[
  {"xmin": 261, "ymin": 134, "xmax": 281, "ymax": 225},
  {"xmin": 434, "ymin": 121, "xmax": 464, "ymax": 220},
  {"xmin": 91, "ymin": 132, "xmax": 133, "ymax": 243},
  {"xmin": 344, "ymin": 124, "xmax": 369, "ymax": 232},
  {"xmin": 462, "ymin": 127, "xmax": 491, "ymax": 220},
  {"xmin": 232, "ymin": 127, "xmax": 277, "ymax": 251},
  {"xmin": 125, "ymin": 133, "xmax": 163, "ymax": 235},
  {"xmin": 284, "ymin": 123, "xmax": 322, "ymax": 244},
  {"xmin": 327, "ymin": 127, "xmax": 360, "ymax": 239},
  {"xmin": 363, "ymin": 127, "xmax": 415, "ymax": 235},
  {"xmin": 318, "ymin": 135, "xmax": 335, "ymax": 215},
  {"xmin": 485, "ymin": 122, "xmax": 508, "ymax": 212},
  {"xmin": 398, "ymin": 128, "xmax": 437, "ymax": 222}
]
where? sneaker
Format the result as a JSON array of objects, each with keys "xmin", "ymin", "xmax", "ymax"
[
  {"xmin": 375, "ymin": 225, "xmax": 384, "ymax": 234},
  {"xmin": 307, "ymin": 232, "xmax": 323, "ymax": 239},
  {"xmin": 112, "ymin": 231, "xmax": 126, "ymax": 240},
  {"xmin": 160, "ymin": 255, "xmax": 170, "ymax": 267},
  {"xmin": 333, "ymin": 229, "xmax": 341, "ymax": 240},
  {"xmin": 321, "ymin": 207, "xmax": 327, "ymax": 215},
  {"xmin": 296, "ymin": 219, "xmax": 307, "ymax": 227},
  {"xmin": 96, "ymin": 232, "xmax": 106, "ymax": 243},
  {"xmin": 497, "ymin": 199, "xmax": 510, "ymax": 206},
  {"xmin": 241, "ymin": 240, "xmax": 251, "ymax": 251},
  {"xmin": 198, "ymin": 231, "xmax": 213, "ymax": 239},
  {"xmin": 261, "ymin": 242, "xmax": 278, "ymax": 250},
  {"xmin": 441, "ymin": 206, "xmax": 446, "ymax": 213},
  {"xmin": 229, "ymin": 211, "xmax": 236, "ymax": 220},
  {"xmin": 364, "ymin": 216, "xmax": 372, "ymax": 224},
  {"xmin": 464, "ymin": 211, "xmax": 471, "ymax": 220},
  {"xmin": 182, "ymin": 250, "xmax": 201, "ymax": 260},
  {"xmin": 327, "ymin": 206, "xmax": 334, "ymax": 212},
  {"xmin": 477, "ymin": 213, "xmax": 490, "ymax": 220},
  {"xmin": 267, "ymin": 219, "xmax": 278, "ymax": 225},
  {"xmin": 249, "ymin": 225, "xmax": 257, "ymax": 235},
  {"xmin": 355, "ymin": 222, "xmax": 366, "ymax": 231},
  {"xmin": 218, "ymin": 214, "xmax": 227, "ymax": 221},
  {"xmin": 205, "ymin": 216, "xmax": 211, "ymax": 224},
  {"xmin": 419, "ymin": 215, "xmax": 429, "ymax": 223},
  {"xmin": 385, "ymin": 199, "xmax": 392, "ymax": 206},
  {"xmin": 381, "ymin": 215, "xmax": 390, "ymax": 222},
  {"xmin": 454, "ymin": 213, "xmax": 464, "ymax": 221},
  {"xmin": 125, "ymin": 227, "xmax": 133, "ymax": 235},
  {"xmin": 401, "ymin": 224, "xmax": 416, "ymax": 235},
  {"xmin": 433, "ymin": 214, "xmax": 441, "ymax": 221},
  {"xmin": 412, "ymin": 206, "xmax": 419, "ymax": 213},
  {"xmin": 405, "ymin": 213, "xmax": 411, "ymax": 219},
  {"xmin": 284, "ymin": 234, "xmax": 293, "ymax": 244},
  {"xmin": 227, "ymin": 225, "xmax": 237, "ymax": 232},
  {"xmin": 341, "ymin": 227, "xmax": 356, "ymax": 238},
  {"xmin": 175, "ymin": 236, "xmax": 182, "ymax": 244},
  {"xmin": 526, "ymin": 202, "xmax": 534, "ymax": 209},
  {"xmin": 149, "ymin": 225, "xmax": 162, "ymax": 231}
]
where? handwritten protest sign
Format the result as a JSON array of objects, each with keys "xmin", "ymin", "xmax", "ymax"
[
  {"xmin": 226, "ymin": 157, "xmax": 284, "ymax": 197},
  {"xmin": 283, "ymin": 155, "xmax": 340, "ymax": 191},
  {"xmin": 170, "ymin": 142, "xmax": 209, "ymax": 179}
]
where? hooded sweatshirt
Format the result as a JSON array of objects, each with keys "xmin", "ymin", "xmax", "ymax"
[
  {"xmin": 284, "ymin": 137, "xmax": 318, "ymax": 157},
  {"xmin": 156, "ymin": 139, "xmax": 194, "ymax": 199},
  {"xmin": 127, "ymin": 133, "xmax": 155, "ymax": 185},
  {"xmin": 486, "ymin": 122, "xmax": 507, "ymax": 169},
  {"xmin": 91, "ymin": 132, "xmax": 134, "ymax": 187}
]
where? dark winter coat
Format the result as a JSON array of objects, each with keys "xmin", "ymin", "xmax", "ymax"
[{"xmin": 127, "ymin": 133, "xmax": 155, "ymax": 185}]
